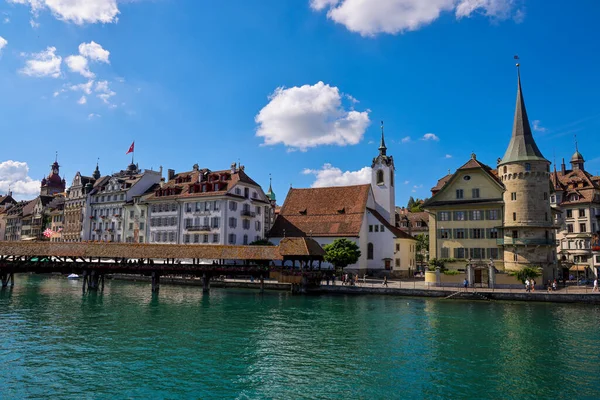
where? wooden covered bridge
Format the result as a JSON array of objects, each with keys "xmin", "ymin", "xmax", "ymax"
[{"xmin": 0, "ymin": 238, "xmax": 325, "ymax": 293}]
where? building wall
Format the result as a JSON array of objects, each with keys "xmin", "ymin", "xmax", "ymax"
[
  {"xmin": 371, "ymin": 161, "xmax": 395, "ymax": 224},
  {"xmin": 499, "ymin": 161, "xmax": 555, "ymax": 276},
  {"xmin": 123, "ymin": 202, "xmax": 148, "ymax": 243},
  {"xmin": 365, "ymin": 211, "xmax": 396, "ymax": 271},
  {"xmin": 393, "ymin": 237, "xmax": 417, "ymax": 277}
]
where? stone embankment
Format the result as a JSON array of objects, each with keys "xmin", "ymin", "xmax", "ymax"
[{"xmin": 109, "ymin": 275, "xmax": 600, "ymax": 304}]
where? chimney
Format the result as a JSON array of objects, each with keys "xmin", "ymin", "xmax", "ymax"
[
  {"xmin": 160, "ymin": 177, "xmax": 165, "ymax": 187},
  {"xmin": 231, "ymin": 162, "xmax": 237, "ymax": 174},
  {"xmin": 159, "ymin": 166, "xmax": 163, "ymax": 178},
  {"xmin": 561, "ymin": 158, "xmax": 566, "ymax": 175},
  {"xmin": 167, "ymin": 169, "xmax": 175, "ymax": 181}
]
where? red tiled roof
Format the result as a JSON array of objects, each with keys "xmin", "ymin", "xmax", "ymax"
[
  {"xmin": 278, "ymin": 237, "xmax": 325, "ymax": 257},
  {"xmin": 268, "ymin": 185, "xmax": 371, "ymax": 237},
  {"xmin": 551, "ymin": 168, "xmax": 600, "ymax": 205},
  {"xmin": 429, "ymin": 156, "xmax": 502, "ymax": 196}
]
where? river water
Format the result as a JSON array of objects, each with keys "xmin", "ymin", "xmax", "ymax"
[{"xmin": 1, "ymin": 275, "xmax": 599, "ymax": 399}]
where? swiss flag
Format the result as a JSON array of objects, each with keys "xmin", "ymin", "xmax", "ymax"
[{"xmin": 126, "ymin": 141, "xmax": 135, "ymax": 155}]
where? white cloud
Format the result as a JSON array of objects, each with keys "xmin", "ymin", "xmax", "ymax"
[
  {"xmin": 77, "ymin": 95, "xmax": 86, "ymax": 105},
  {"xmin": 422, "ymin": 133, "xmax": 439, "ymax": 141},
  {"xmin": 29, "ymin": 18, "xmax": 39, "ymax": 28},
  {"xmin": 532, "ymin": 120, "xmax": 546, "ymax": 132},
  {"xmin": 95, "ymin": 80, "xmax": 116, "ymax": 105},
  {"xmin": 88, "ymin": 113, "xmax": 101, "ymax": 120},
  {"xmin": 303, "ymin": 163, "xmax": 372, "ymax": 188},
  {"xmin": 9, "ymin": 0, "xmax": 120, "ymax": 25},
  {"xmin": 255, "ymin": 81, "xmax": 370, "ymax": 151},
  {"xmin": 413, "ymin": 184, "xmax": 423, "ymax": 189},
  {"xmin": 310, "ymin": 0, "xmax": 521, "ymax": 36},
  {"xmin": 0, "ymin": 160, "xmax": 41, "ymax": 199},
  {"xmin": 401, "ymin": 136, "xmax": 411, "ymax": 144},
  {"xmin": 404, "ymin": 180, "xmax": 410, "ymax": 184},
  {"xmin": 68, "ymin": 80, "xmax": 94, "ymax": 95},
  {"xmin": 445, "ymin": 154, "xmax": 452, "ymax": 158},
  {"xmin": 78, "ymin": 41, "xmax": 110, "ymax": 63},
  {"xmin": 0, "ymin": 36, "xmax": 7, "ymax": 55},
  {"xmin": 65, "ymin": 55, "xmax": 94, "ymax": 78},
  {"xmin": 20, "ymin": 46, "xmax": 62, "ymax": 78}
]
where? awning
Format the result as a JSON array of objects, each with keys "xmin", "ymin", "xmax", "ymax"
[{"xmin": 569, "ymin": 265, "xmax": 588, "ymax": 272}]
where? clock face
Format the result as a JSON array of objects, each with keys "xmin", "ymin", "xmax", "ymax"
[{"xmin": 463, "ymin": 175, "xmax": 471, "ymax": 181}]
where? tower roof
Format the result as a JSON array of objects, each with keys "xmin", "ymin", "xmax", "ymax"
[
  {"xmin": 266, "ymin": 176, "xmax": 276, "ymax": 201},
  {"xmin": 499, "ymin": 68, "xmax": 548, "ymax": 166},
  {"xmin": 378, "ymin": 121, "xmax": 387, "ymax": 156}
]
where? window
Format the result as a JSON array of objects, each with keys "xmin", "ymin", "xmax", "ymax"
[
  {"xmin": 129, "ymin": 210, "xmax": 134, "ymax": 218},
  {"xmin": 512, "ymin": 230, "xmax": 518, "ymax": 239},
  {"xmin": 211, "ymin": 217, "xmax": 220, "ymax": 228},
  {"xmin": 377, "ymin": 170, "xmax": 384, "ymax": 185},
  {"xmin": 367, "ymin": 243, "xmax": 374, "ymax": 260},
  {"xmin": 511, "ymin": 192, "xmax": 517, "ymax": 201},
  {"xmin": 439, "ymin": 229, "xmax": 451, "ymax": 239},
  {"xmin": 228, "ymin": 234, "xmax": 236, "ymax": 244},
  {"xmin": 139, "ymin": 222, "xmax": 145, "ymax": 230},
  {"xmin": 193, "ymin": 234, "xmax": 199, "ymax": 243},
  {"xmin": 513, "ymin": 253, "xmax": 518, "ymax": 262},
  {"xmin": 580, "ymin": 223, "xmax": 587, "ymax": 233},
  {"xmin": 229, "ymin": 217, "xmax": 237, "ymax": 228},
  {"xmin": 243, "ymin": 219, "xmax": 250, "ymax": 230},
  {"xmin": 471, "ymin": 228, "xmax": 483, "ymax": 239},
  {"xmin": 567, "ymin": 224, "xmax": 574, "ymax": 233},
  {"xmin": 441, "ymin": 248, "xmax": 449, "ymax": 258},
  {"xmin": 243, "ymin": 235, "xmax": 248, "ymax": 245},
  {"xmin": 545, "ymin": 212, "xmax": 548, "ymax": 221},
  {"xmin": 469, "ymin": 248, "xmax": 483, "ymax": 259},
  {"xmin": 203, "ymin": 234, "xmax": 209, "ymax": 243},
  {"xmin": 525, "ymin": 163, "xmax": 531, "ymax": 171},
  {"xmin": 235, "ymin": 188, "xmax": 241, "ymax": 195},
  {"xmin": 374, "ymin": 225, "xmax": 379, "ymax": 232},
  {"xmin": 513, "ymin": 212, "xmax": 516, "ymax": 221},
  {"xmin": 256, "ymin": 206, "xmax": 261, "ymax": 215},
  {"xmin": 438, "ymin": 212, "xmax": 451, "ymax": 221},
  {"xmin": 128, "ymin": 223, "xmax": 133, "ymax": 230},
  {"xmin": 579, "ymin": 209, "xmax": 586, "ymax": 218},
  {"xmin": 395, "ymin": 244, "xmax": 400, "ymax": 252},
  {"xmin": 395, "ymin": 258, "xmax": 400, "ymax": 267},
  {"xmin": 390, "ymin": 170, "xmax": 394, "ymax": 186},
  {"xmin": 141, "ymin": 210, "xmax": 145, "ymax": 217},
  {"xmin": 489, "ymin": 228, "xmax": 499, "ymax": 239},
  {"xmin": 171, "ymin": 204, "xmax": 177, "ymax": 212},
  {"xmin": 454, "ymin": 211, "xmax": 466, "ymax": 221},
  {"xmin": 244, "ymin": 188, "xmax": 249, "ymax": 198},
  {"xmin": 566, "ymin": 209, "xmax": 573, "ymax": 218},
  {"xmin": 455, "ymin": 229, "xmax": 466, "ymax": 239},
  {"xmin": 456, "ymin": 189, "xmax": 464, "ymax": 199},
  {"xmin": 229, "ymin": 201, "xmax": 237, "ymax": 211},
  {"xmin": 184, "ymin": 234, "xmax": 190, "ymax": 244},
  {"xmin": 454, "ymin": 248, "xmax": 466, "ymax": 259},
  {"xmin": 470, "ymin": 210, "xmax": 482, "ymax": 221},
  {"xmin": 255, "ymin": 221, "xmax": 261, "ymax": 231},
  {"xmin": 213, "ymin": 234, "xmax": 219, "ymax": 243},
  {"xmin": 369, "ymin": 225, "xmax": 373, "ymax": 232},
  {"xmin": 380, "ymin": 225, "xmax": 384, "ymax": 232},
  {"xmin": 139, "ymin": 236, "xmax": 144, "ymax": 243},
  {"xmin": 472, "ymin": 188, "xmax": 480, "ymax": 199},
  {"xmin": 550, "ymin": 195, "xmax": 556, "ymax": 203},
  {"xmin": 487, "ymin": 210, "xmax": 499, "ymax": 220},
  {"xmin": 488, "ymin": 248, "xmax": 499, "ymax": 260},
  {"xmin": 503, "ymin": 166, "xmax": 507, "ymax": 173},
  {"xmin": 169, "ymin": 232, "xmax": 175, "ymax": 242}
]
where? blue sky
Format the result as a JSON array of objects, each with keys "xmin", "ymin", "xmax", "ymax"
[{"xmin": 1, "ymin": 0, "xmax": 600, "ymax": 203}]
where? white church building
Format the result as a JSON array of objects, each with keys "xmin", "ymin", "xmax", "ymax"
[{"xmin": 268, "ymin": 125, "xmax": 415, "ymax": 274}]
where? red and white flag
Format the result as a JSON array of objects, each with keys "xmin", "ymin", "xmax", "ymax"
[
  {"xmin": 43, "ymin": 228, "xmax": 54, "ymax": 238},
  {"xmin": 126, "ymin": 141, "xmax": 135, "ymax": 155}
]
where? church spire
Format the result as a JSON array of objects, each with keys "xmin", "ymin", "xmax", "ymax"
[
  {"xmin": 93, "ymin": 158, "xmax": 101, "ymax": 180},
  {"xmin": 266, "ymin": 174, "xmax": 276, "ymax": 202},
  {"xmin": 499, "ymin": 63, "xmax": 547, "ymax": 165},
  {"xmin": 378, "ymin": 120, "xmax": 387, "ymax": 156}
]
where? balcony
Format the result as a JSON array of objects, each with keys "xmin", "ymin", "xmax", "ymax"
[
  {"xmin": 241, "ymin": 210, "xmax": 256, "ymax": 218},
  {"xmin": 497, "ymin": 238, "xmax": 555, "ymax": 246},
  {"xmin": 186, "ymin": 225, "xmax": 211, "ymax": 232}
]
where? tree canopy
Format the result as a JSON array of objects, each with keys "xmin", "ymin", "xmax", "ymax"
[
  {"xmin": 323, "ymin": 238, "xmax": 361, "ymax": 272},
  {"xmin": 406, "ymin": 197, "xmax": 428, "ymax": 212},
  {"xmin": 509, "ymin": 266, "xmax": 542, "ymax": 283}
]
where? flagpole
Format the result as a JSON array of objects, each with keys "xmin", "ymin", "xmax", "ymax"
[{"xmin": 132, "ymin": 140, "xmax": 135, "ymax": 165}]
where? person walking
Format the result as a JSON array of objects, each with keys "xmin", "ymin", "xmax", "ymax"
[
  {"xmin": 552, "ymin": 279, "xmax": 557, "ymax": 291},
  {"xmin": 593, "ymin": 278, "xmax": 598, "ymax": 293},
  {"xmin": 463, "ymin": 278, "xmax": 469, "ymax": 292},
  {"xmin": 525, "ymin": 278, "xmax": 530, "ymax": 292},
  {"xmin": 383, "ymin": 276, "xmax": 388, "ymax": 287},
  {"xmin": 531, "ymin": 279, "xmax": 536, "ymax": 292}
]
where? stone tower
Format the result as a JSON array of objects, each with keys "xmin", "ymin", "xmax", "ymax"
[
  {"xmin": 498, "ymin": 67, "xmax": 555, "ymax": 278},
  {"xmin": 371, "ymin": 121, "xmax": 395, "ymax": 224}
]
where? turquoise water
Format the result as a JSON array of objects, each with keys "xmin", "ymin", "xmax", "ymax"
[{"xmin": 1, "ymin": 275, "xmax": 599, "ymax": 399}]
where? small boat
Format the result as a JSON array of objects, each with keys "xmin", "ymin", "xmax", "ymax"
[{"xmin": 67, "ymin": 273, "xmax": 80, "ymax": 280}]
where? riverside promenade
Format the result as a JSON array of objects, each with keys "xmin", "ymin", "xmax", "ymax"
[{"xmin": 109, "ymin": 275, "xmax": 600, "ymax": 304}]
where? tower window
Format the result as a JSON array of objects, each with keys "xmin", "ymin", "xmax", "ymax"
[
  {"xmin": 367, "ymin": 243, "xmax": 374, "ymax": 260},
  {"xmin": 390, "ymin": 170, "xmax": 394, "ymax": 187},
  {"xmin": 503, "ymin": 166, "xmax": 507, "ymax": 174},
  {"xmin": 511, "ymin": 192, "xmax": 517, "ymax": 201},
  {"xmin": 525, "ymin": 163, "xmax": 531, "ymax": 172},
  {"xmin": 472, "ymin": 188, "xmax": 480, "ymax": 199},
  {"xmin": 513, "ymin": 212, "xmax": 516, "ymax": 221},
  {"xmin": 512, "ymin": 230, "xmax": 518, "ymax": 238},
  {"xmin": 376, "ymin": 170, "xmax": 384, "ymax": 185}
]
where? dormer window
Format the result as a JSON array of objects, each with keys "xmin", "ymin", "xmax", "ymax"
[
  {"xmin": 299, "ymin": 208, "xmax": 307, "ymax": 215},
  {"xmin": 337, "ymin": 207, "xmax": 345, "ymax": 214}
]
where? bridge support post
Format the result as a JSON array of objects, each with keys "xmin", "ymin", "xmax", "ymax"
[
  {"xmin": 151, "ymin": 272, "xmax": 160, "ymax": 293},
  {"xmin": 82, "ymin": 270, "xmax": 88, "ymax": 293},
  {"xmin": 9, "ymin": 273, "xmax": 14, "ymax": 287},
  {"xmin": 202, "ymin": 273, "xmax": 210, "ymax": 293},
  {"xmin": 101, "ymin": 274, "xmax": 105, "ymax": 291},
  {"xmin": 1, "ymin": 273, "xmax": 8, "ymax": 288},
  {"xmin": 260, "ymin": 274, "xmax": 264, "ymax": 293},
  {"xmin": 89, "ymin": 270, "xmax": 100, "ymax": 290}
]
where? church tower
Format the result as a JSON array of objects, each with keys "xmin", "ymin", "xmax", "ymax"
[
  {"xmin": 498, "ymin": 66, "xmax": 554, "ymax": 279},
  {"xmin": 371, "ymin": 121, "xmax": 395, "ymax": 224},
  {"xmin": 40, "ymin": 155, "xmax": 66, "ymax": 196}
]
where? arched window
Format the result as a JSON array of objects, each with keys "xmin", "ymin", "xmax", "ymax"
[
  {"xmin": 390, "ymin": 170, "xmax": 394, "ymax": 187},
  {"xmin": 376, "ymin": 170, "xmax": 384, "ymax": 185},
  {"xmin": 367, "ymin": 243, "xmax": 374, "ymax": 260},
  {"xmin": 503, "ymin": 166, "xmax": 507, "ymax": 174}
]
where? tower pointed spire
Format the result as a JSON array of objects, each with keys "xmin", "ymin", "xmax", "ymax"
[
  {"xmin": 266, "ymin": 173, "xmax": 276, "ymax": 202},
  {"xmin": 379, "ymin": 120, "xmax": 387, "ymax": 156},
  {"xmin": 93, "ymin": 158, "xmax": 101, "ymax": 180},
  {"xmin": 499, "ymin": 63, "xmax": 547, "ymax": 165}
]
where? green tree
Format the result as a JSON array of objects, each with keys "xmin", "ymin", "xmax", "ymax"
[
  {"xmin": 415, "ymin": 234, "xmax": 429, "ymax": 254},
  {"xmin": 509, "ymin": 266, "xmax": 542, "ymax": 283},
  {"xmin": 249, "ymin": 239, "xmax": 275, "ymax": 246},
  {"xmin": 323, "ymin": 238, "xmax": 361, "ymax": 274},
  {"xmin": 407, "ymin": 196, "xmax": 416, "ymax": 210}
]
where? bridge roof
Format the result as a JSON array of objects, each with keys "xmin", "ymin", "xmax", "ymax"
[{"xmin": 0, "ymin": 242, "xmax": 284, "ymax": 261}]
